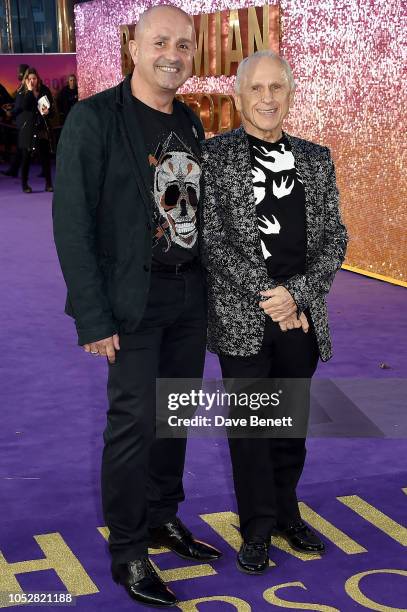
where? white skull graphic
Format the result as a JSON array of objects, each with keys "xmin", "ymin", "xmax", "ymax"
[{"xmin": 154, "ymin": 151, "xmax": 200, "ymax": 248}]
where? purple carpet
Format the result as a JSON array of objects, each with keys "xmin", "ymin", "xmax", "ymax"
[{"xmin": 1, "ymin": 165, "xmax": 406, "ymax": 610}]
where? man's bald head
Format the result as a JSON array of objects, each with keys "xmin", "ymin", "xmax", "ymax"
[{"xmin": 134, "ymin": 5, "xmax": 195, "ymax": 42}]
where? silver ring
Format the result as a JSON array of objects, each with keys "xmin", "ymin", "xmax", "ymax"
[{"xmin": 90, "ymin": 350, "xmax": 99, "ymax": 354}]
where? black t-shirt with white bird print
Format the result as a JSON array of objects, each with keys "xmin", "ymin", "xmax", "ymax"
[{"xmin": 248, "ymin": 132, "xmax": 307, "ymax": 282}]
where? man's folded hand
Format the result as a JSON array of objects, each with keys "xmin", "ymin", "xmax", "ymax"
[
  {"xmin": 259, "ymin": 286, "xmax": 296, "ymax": 321},
  {"xmin": 279, "ymin": 312, "xmax": 309, "ymax": 333},
  {"xmin": 83, "ymin": 334, "xmax": 120, "ymax": 364}
]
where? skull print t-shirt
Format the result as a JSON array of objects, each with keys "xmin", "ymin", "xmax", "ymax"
[
  {"xmin": 132, "ymin": 95, "xmax": 201, "ymax": 265},
  {"xmin": 248, "ymin": 132, "xmax": 307, "ymax": 282}
]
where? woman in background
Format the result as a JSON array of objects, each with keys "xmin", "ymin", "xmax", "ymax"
[{"xmin": 14, "ymin": 67, "xmax": 54, "ymax": 193}]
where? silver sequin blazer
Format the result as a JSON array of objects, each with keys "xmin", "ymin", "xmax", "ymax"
[{"xmin": 200, "ymin": 127, "xmax": 348, "ymax": 362}]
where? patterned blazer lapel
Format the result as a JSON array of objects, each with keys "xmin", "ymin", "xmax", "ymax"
[
  {"xmin": 230, "ymin": 127, "xmax": 263, "ymax": 254},
  {"xmin": 286, "ymin": 133, "xmax": 319, "ymax": 261}
]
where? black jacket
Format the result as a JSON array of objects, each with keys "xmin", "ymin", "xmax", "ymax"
[
  {"xmin": 0, "ymin": 83, "xmax": 13, "ymax": 118},
  {"xmin": 14, "ymin": 83, "xmax": 54, "ymax": 151},
  {"xmin": 57, "ymin": 85, "xmax": 78, "ymax": 121},
  {"xmin": 52, "ymin": 76, "xmax": 204, "ymax": 345}
]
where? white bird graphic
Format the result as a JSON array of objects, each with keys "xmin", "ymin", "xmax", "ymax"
[
  {"xmin": 258, "ymin": 214, "xmax": 281, "ymax": 235},
  {"xmin": 260, "ymin": 239, "xmax": 272, "ymax": 260},
  {"xmin": 253, "ymin": 186, "xmax": 266, "ymax": 205},
  {"xmin": 254, "ymin": 143, "xmax": 295, "ymax": 172},
  {"xmin": 252, "ymin": 166, "xmax": 266, "ymax": 183},
  {"xmin": 273, "ymin": 175, "xmax": 294, "ymax": 199}
]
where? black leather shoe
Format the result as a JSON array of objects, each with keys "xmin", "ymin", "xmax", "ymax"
[
  {"xmin": 22, "ymin": 185, "xmax": 32, "ymax": 193},
  {"xmin": 112, "ymin": 558, "xmax": 178, "ymax": 608},
  {"xmin": 236, "ymin": 540, "xmax": 269, "ymax": 575},
  {"xmin": 149, "ymin": 517, "xmax": 222, "ymax": 562},
  {"xmin": 45, "ymin": 184, "xmax": 53, "ymax": 192},
  {"xmin": 276, "ymin": 520, "xmax": 325, "ymax": 554}
]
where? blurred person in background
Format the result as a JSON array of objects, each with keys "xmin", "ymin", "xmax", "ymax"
[
  {"xmin": 14, "ymin": 68, "xmax": 55, "ymax": 193},
  {"xmin": 0, "ymin": 83, "xmax": 13, "ymax": 164},
  {"xmin": 0, "ymin": 82, "xmax": 13, "ymax": 113},
  {"xmin": 1, "ymin": 64, "xmax": 29, "ymax": 176},
  {"xmin": 15, "ymin": 64, "xmax": 30, "ymax": 96},
  {"xmin": 57, "ymin": 74, "xmax": 78, "ymax": 123}
]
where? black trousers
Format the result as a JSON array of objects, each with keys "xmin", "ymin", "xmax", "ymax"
[
  {"xmin": 21, "ymin": 140, "xmax": 51, "ymax": 188},
  {"xmin": 219, "ymin": 313, "xmax": 319, "ymax": 542},
  {"xmin": 101, "ymin": 265, "xmax": 207, "ymax": 564},
  {"xmin": 6, "ymin": 147, "xmax": 22, "ymax": 175}
]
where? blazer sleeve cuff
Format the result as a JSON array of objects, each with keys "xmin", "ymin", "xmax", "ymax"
[
  {"xmin": 76, "ymin": 323, "xmax": 118, "ymax": 346},
  {"xmin": 280, "ymin": 274, "xmax": 309, "ymax": 313}
]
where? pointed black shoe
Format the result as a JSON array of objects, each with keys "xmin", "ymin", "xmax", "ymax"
[
  {"xmin": 236, "ymin": 540, "xmax": 269, "ymax": 575},
  {"xmin": 149, "ymin": 517, "xmax": 222, "ymax": 562},
  {"xmin": 112, "ymin": 558, "xmax": 178, "ymax": 608},
  {"xmin": 276, "ymin": 520, "xmax": 325, "ymax": 554},
  {"xmin": 22, "ymin": 184, "xmax": 32, "ymax": 193}
]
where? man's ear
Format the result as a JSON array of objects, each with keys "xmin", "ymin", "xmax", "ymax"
[{"xmin": 128, "ymin": 39, "xmax": 138, "ymax": 64}]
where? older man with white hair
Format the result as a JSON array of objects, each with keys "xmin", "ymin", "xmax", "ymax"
[{"xmin": 201, "ymin": 50, "xmax": 348, "ymax": 574}]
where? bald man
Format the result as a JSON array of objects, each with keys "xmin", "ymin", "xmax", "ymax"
[{"xmin": 53, "ymin": 5, "xmax": 220, "ymax": 608}]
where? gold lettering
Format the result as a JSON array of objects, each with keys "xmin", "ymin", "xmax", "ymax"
[
  {"xmin": 263, "ymin": 582, "xmax": 339, "ymax": 611},
  {"xmin": 0, "ymin": 533, "xmax": 98, "ymax": 608},
  {"xmin": 345, "ymin": 569, "xmax": 407, "ymax": 611},
  {"xmin": 248, "ymin": 7, "xmax": 267, "ymax": 55},
  {"xmin": 272, "ymin": 536, "xmax": 321, "ymax": 562},
  {"xmin": 263, "ymin": 4, "xmax": 270, "ymax": 48},
  {"xmin": 98, "ymin": 526, "xmax": 169, "ymax": 555},
  {"xmin": 299, "ymin": 502, "xmax": 367, "ymax": 555},
  {"xmin": 120, "ymin": 6, "xmax": 280, "ymax": 77},
  {"xmin": 177, "ymin": 94, "xmax": 237, "ymax": 134},
  {"xmin": 215, "ymin": 11, "xmax": 222, "ymax": 75},
  {"xmin": 193, "ymin": 14, "xmax": 209, "ymax": 77},
  {"xmin": 224, "ymin": 10, "xmax": 244, "ymax": 76},
  {"xmin": 198, "ymin": 94, "xmax": 215, "ymax": 132},
  {"xmin": 217, "ymin": 95, "xmax": 236, "ymax": 133},
  {"xmin": 337, "ymin": 495, "xmax": 407, "ymax": 546},
  {"xmin": 176, "ymin": 94, "xmax": 201, "ymax": 122},
  {"xmin": 152, "ymin": 559, "xmax": 216, "ymax": 583},
  {"xmin": 177, "ymin": 595, "xmax": 251, "ymax": 611}
]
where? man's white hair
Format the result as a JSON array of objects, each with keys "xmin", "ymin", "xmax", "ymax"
[{"xmin": 235, "ymin": 50, "xmax": 296, "ymax": 93}]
